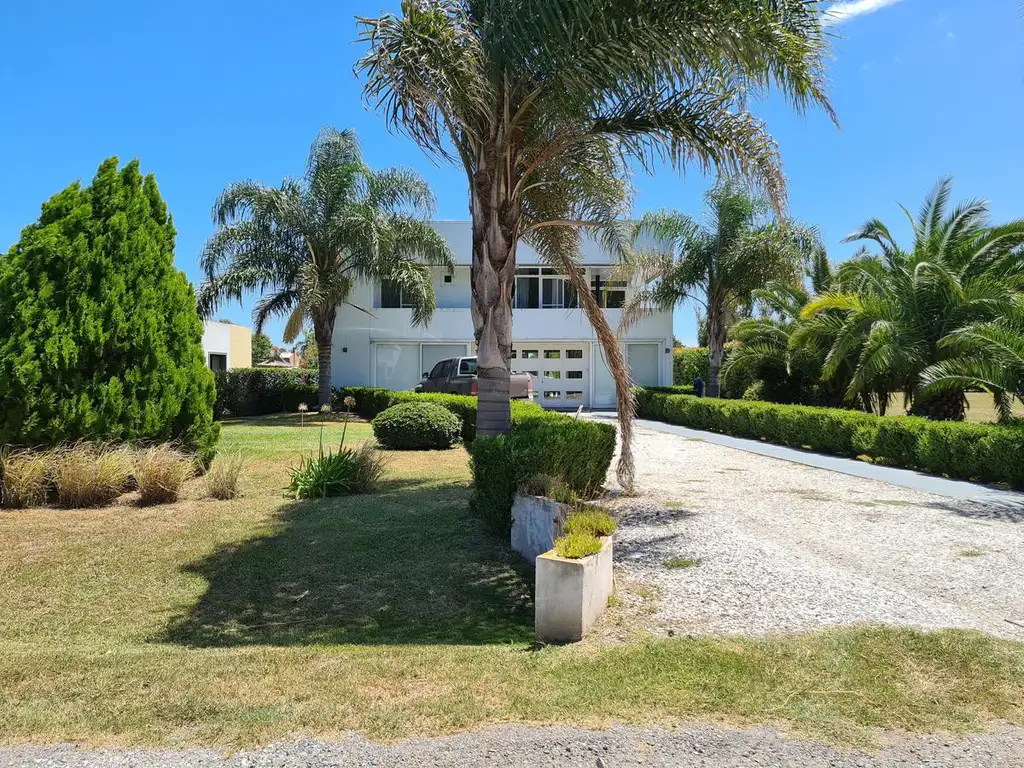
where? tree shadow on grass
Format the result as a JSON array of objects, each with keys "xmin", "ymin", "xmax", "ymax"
[{"xmin": 160, "ymin": 484, "xmax": 534, "ymax": 647}]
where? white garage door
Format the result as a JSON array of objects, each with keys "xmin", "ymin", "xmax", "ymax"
[
  {"xmin": 374, "ymin": 343, "xmax": 421, "ymax": 391},
  {"xmin": 627, "ymin": 343, "xmax": 661, "ymax": 387},
  {"xmin": 512, "ymin": 344, "xmax": 589, "ymax": 408}
]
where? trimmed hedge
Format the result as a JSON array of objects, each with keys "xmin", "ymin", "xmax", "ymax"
[
  {"xmin": 372, "ymin": 401, "xmax": 462, "ymax": 450},
  {"xmin": 634, "ymin": 388, "xmax": 1024, "ymax": 488},
  {"xmin": 333, "ymin": 386, "xmax": 617, "ymax": 535},
  {"xmin": 469, "ymin": 412, "xmax": 616, "ymax": 536},
  {"xmin": 214, "ymin": 368, "xmax": 319, "ymax": 418}
]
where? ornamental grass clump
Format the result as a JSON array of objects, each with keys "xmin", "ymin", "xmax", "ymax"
[
  {"xmin": 518, "ymin": 473, "xmax": 577, "ymax": 504},
  {"xmin": 564, "ymin": 506, "xmax": 617, "ymax": 537},
  {"xmin": 53, "ymin": 444, "xmax": 133, "ymax": 508},
  {"xmin": 288, "ymin": 443, "xmax": 385, "ymax": 499},
  {"xmin": 553, "ymin": 532, "xmax": 604, "ymax": 559},
  {"xmin": 0, "ymin": 448, "xmax": 50, "ymax": 508},
  {"xmin": 134, "ymin": 445, "xmax": 194, "ymax": 505},
  {"xmin": 204, "ymin": 452, "xmax": 247, "ymax": 500}
]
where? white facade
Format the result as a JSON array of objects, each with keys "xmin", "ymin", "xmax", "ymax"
[
  {"xmin": 330, "ymin": 222, "xmax": 673, "ymax": 409},
  {"xmin": 201, "ymin": 321, "xmax": 252, "ymax": 372}
]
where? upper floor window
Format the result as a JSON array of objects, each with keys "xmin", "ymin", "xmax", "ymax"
[
  {"xmin": 380, "ymin": 280, "xmax": 416, "ymax": 309},
  {"xmin": 590, "ymin": 270, "xmax": 626, "ymax": 309},
  {"xmin": 514, "ymin": 267, "xmax": 579, "ymax": 309}
]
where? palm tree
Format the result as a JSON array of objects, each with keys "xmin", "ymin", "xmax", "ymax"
[
  {"xmin": 723, "ymin": 279, "xmax": 852, "ymax": 406},
  {"xmin": 920, "ymin": 318, "xmax": 1024, "ymax": 424},
  {"xmin": 620, "ymin": 180, "xmax": 818, "ymax": 397},
  {"xmin": 803, "ymin": 178, "xmax": 1024, "ymax": 420},
  {"xmin": 198, "ymin": 127, "xmax": 454, "ymax": 407},
  {"xmin": 357, "ymin": 0, "xmax": 832, "ymax": 488}
]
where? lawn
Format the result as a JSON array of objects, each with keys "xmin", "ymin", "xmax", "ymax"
[
  {"xmin": 886, "ymin": 392, "xmax": 1024, "ymax": 423},
  {"xmin": 1, "ymin": 414, "xmax": 1023, "ymax": 749}
]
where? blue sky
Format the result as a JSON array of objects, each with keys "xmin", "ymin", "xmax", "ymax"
[{"xmin": 1, "ymin": 0, "xmax": 1021, "ymax": 345}]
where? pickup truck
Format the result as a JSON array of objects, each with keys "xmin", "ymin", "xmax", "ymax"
[{"xmin": 414, "ymin": 356, "xmax": 534, "ymax": 399}]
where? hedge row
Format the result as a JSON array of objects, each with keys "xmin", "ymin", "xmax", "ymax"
[
  {"xmin": 214, "ymin": 368, "xmax": 318, "ymax": 418},
  {"xmin": 335, "ymin": 386, "xmax": 616, "ymax": 535},
  {"xmin": 634, "ymin": 388, "xmax": 1024, "ymax": 488},
  {"xmin": 673, "ymin": 348, "xmax": 709, "ymax": 385}
]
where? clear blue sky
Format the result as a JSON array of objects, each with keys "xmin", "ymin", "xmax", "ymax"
[{"xmin": 1, "ymin": 1, "xmax": 1021, "ymax": 345}]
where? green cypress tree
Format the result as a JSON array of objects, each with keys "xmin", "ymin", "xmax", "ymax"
[{"xmin": 0, "ymin": 157, "xmax": 219, "ymax": 463}]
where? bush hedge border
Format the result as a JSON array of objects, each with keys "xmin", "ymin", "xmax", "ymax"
[
  {"xmin": 336, "ymin": 386, "xmax": 616, "ymax": 535},
  {"xmin": 634, "ymin": 388, "xmax": 1024, "ymax": 488}
]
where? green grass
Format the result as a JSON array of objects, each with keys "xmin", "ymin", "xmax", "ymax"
[
  {"xmin": 1, "ymin": 415, "xmax": 1022, "ymax": 748},
  {"xmin": 886, "ymin": 392, "xmax": 1024, "ymax": 424},
  {"xmin": 958, "ymin": 549, "xmax": 985, "ymax": 558}
]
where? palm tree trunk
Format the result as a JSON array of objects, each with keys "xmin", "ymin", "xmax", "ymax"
[
  {"xmin": 313, "ymin": 309, "xmax": 336, "ymax": 409},
  {"xmin": 470, "ymin": 167, "xmax": 518, "ymax": 437},
  {"xmin": 564, "ymin": 263, "xmax": 635, "ymax": 493},
  {"xmin": 707, "ymin": 303, "xmax": 726, "ymax": 398},
  {"xmin": 909, "ymin": 389, "xmax": 966, "ymax": 421}
]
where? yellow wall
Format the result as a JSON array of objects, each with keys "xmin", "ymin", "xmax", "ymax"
[{"xmin": 228, "ymin": 324, "xmax": 252, "ymax": 369}]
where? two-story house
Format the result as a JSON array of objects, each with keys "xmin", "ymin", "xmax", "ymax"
[{"xmin": 330, "ymin": 221, "xmax": 673, "ymax": 409}]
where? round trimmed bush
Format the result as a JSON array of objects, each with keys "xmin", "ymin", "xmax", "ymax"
[{"xmin": 372, "ymin": 401, "xmax": 462, "ymax": 450}]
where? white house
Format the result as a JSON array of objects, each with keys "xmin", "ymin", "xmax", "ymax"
[
  {"xmin": 201, "ymin": 321, "xmax": 252, "ymax": 372},
  {"xmin": 330, "ymin": 222, "xmax": 673, "ymax": 409}
]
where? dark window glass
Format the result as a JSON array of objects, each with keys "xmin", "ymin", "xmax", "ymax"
[
  {"xmin": 208, "ymin": 353, "xmax": 227, "ymax": 372},
  {"xmin": 566, "ymin": 349, "xmax": 583, "ymax": 359},
  {"xmin": 541, "ymin": 278, "xmax": 562, "ymax": 308},
  {"xmin": 381, "ymin": 280, "xmax": 403, "ymax": 308},
  {"xmin": 563, "ymin": 281, "xmax": 579, "ymax": 308},
  {"xmin": 567, "ymin": 370, "xmax": 583, "ymax": 379},
  {"xmin": 515, "ymin": 277, "xmax": 540, "ymax": 309},
  {"xmin": 429, "ymin": 361, "xmax": 447, "ymax": 379},
  {"xmin": 459, "ymin": 358, "xmax": 477, "ymax": 375}
]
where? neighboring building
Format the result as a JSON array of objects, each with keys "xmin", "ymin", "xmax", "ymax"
[
  {"xmin": 201, "ymin": 321, "xmax": 252, "ymax": 372},
  {"xmin": 330, "ymin": 222, "xmax": 673, "ymax": 409}
]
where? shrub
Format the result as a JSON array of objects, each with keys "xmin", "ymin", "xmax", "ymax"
[
  {"xmin": 564, "ymin": 506, "xmax": 617, "ymax": 537},
  {"xmin": 288, "ymin": 443, "xmax": 386, "ymax": 499},
  {"xmin": 204, "ymin": 452, "xmax": 247, "ymax": 500},
  {"xmin": 372, "ymin": 401, "xmax": 462, "ymax": 450},
  {"xmin": 0, "ymin": 157, "xmax": 218, "ymax": 465},
  {"xmin": 215, "ymin": 368, "xmax": 319, "ymax": 417},
  {"xmin": 0, "ymin": 449, "xmax": 50, "ymax": 508},
  {"xmin": 634, "ymin": 388, "xmax": 1024, "ymax": 488},
  {"xmin": 673, "ymin": 348, "xmax": 709, "ymax": 385},
  {"xmin": 519, "ymin": 473, "xmax": 578, "ymax": 504},
  {"xmin": 553, "ymin": 532, "xmax": 604, "ymax": 559},
  {"xmin": 53, "ymin": 444, "xmax": 133, "ymax": 508},
  {"xmin": 470, "ymin": 411, "xmax": 616, "ymax": 536},
  {"xmin": 134, "ymin": 445, "xmax": 193, "ymax": 505}
]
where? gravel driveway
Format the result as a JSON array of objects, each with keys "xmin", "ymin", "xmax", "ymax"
[
  {"xmin": 604, "ymin": 423, "xmax": 1024, "ymax": 640},
  {"xmin": 4, "ymin": 724, "xmax": 1024, "ymax": 767}
]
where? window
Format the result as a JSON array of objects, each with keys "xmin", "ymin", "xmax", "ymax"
[
  {"xmin": 459, "ymin": 358, "xmax": 477, "ymax": 375},
  {"xmin": 566, "ymin": 391, "xmax": 583, "ymax": 400},
  {"xmin": 566, "ymin": 370, "xmax": 583, "ymax": 379},
  {"xmin": 544, "ymin": 350, "xmax": 561, "ymax": 359},
  {"xmin": 428, "ymin": 360, "xmax": 448, "ymax": 379},
  {"xmin": 380, "ymin": 280, "xmax": 415, "ymax": 308},
  {"xmin": 443, "ymin": 274, "xmax": 452, "ymax": 283},
  {"xmin": 511, "ymin": 349, "xmax": 517, "ymax": 358},
  {"xmin": 590, "ymin": 271, "xmax": 626, "ymax": 309},
  {"xmin": 514, "ymin": 267, "xmax": 578, "ymax": 309},
  {"xmin": 544, "ymin": 391, "xmax": 562, "ymax": 400},
  {"xmin": 526, "ymin": 370, "xmax": 539, "ymax": 378},
  {"xmin": 544, "ymin": 370, "xmax": 561, "ymax": 379},
  {"xmin": 208, "ymin": 353, "xmax": 227, "ymax": 372},
  {"xmin": 566, "ymin": 349, "xmax": 583, "ymax": 359},
  {"xmin": 522, "ymin": 350, "xmax": 539, "ymax": 359}
]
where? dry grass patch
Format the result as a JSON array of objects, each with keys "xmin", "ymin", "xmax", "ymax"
[
  {"xmin": 0, "ymin": 449, "xmax": 49, "ymax": 508},
  {"xmin": 1, "ymin": 416, "xmax": 1022, "ymax": 750},
  {"xmin": 134, "ymin": 445, "xmax": 194, "ymax": 505},
  {"xmin": 53, "ymin": 444, "xmax": 132, "ymax": 508},
  {"xmin": 204, "ymin": 452, "xmax": 248, "ymax": 500}
]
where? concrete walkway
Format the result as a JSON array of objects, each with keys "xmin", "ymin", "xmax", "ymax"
[{"xmin": 588, "ymin": 412, "xmax": 1024, "ymax": 511}]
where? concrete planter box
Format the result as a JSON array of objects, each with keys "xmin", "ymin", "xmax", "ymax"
[
  {"xmin": 511, "ymin": 494, "xmax": 570, "ymax": 564},
  {"xmin": 535, "ymin": 537, "xmax": 614, "ymax": 644}
]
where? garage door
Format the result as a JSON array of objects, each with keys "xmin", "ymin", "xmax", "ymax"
[
  {"xmin": 627, "ymin": 343, "xmax": 661, "ymax": 387},
  {"xmin": 512, "ymin": 344, "xmax": 589, "ymax": 408},
  {"xmin": 374, "ymin": 343, "xmax": 420, "ymax": 391}
]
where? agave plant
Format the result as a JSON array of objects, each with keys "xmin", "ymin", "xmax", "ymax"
[
  {"xmin": 357, "ymin": 0, "xmax": 833, "ymax": 488},
  {"xmin": 803, "ymin": 178, "xmax": 1024, "ymax": 420}
]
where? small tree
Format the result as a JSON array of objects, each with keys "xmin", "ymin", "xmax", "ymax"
[
  {"xmin": 0, "ymin": 158, "xmax": 219, "ymax": 462},
  {"xmin": 251, "ymin": 332, "xmax": 273, "ymax": 365}
]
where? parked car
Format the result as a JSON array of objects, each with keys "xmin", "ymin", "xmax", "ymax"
[{"xmin": 415, "ymin": 356, "xmax": 534, "ymax": 399}]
